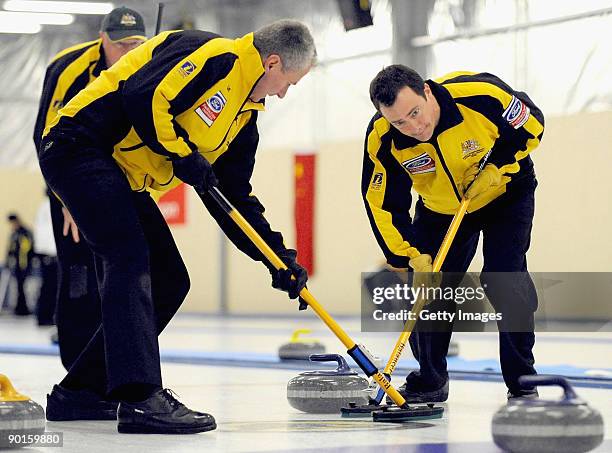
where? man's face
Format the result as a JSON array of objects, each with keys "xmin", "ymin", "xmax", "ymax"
[
  {"xmin": 101, "ymin": 32, "xmax": 145, "ymax": 67},
  {"xmin": 250, "ymin": 55, "xmax": 311, "ymax": 102},
  {"xmin": 379, "ymin": 83, "xmax": 440, "ymax": 142}
]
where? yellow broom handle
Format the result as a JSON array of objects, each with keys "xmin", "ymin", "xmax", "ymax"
[
  {"xmin": 208, "ymin": 187, "xmax": 408, "ymax": 407},
  {"xmin": 211, "ymin": 189, "xmax": 354, "ymax": 348},
  {"xmin": 381, "ymin": 198, "xmax": 470, "ymax": 375},
  {"xmin": 432, "ymin": 198, "xmax": 470, "ymax": 271},
  {"xmin": 380, "ymin": 147, "xmax": 494, "ymax": 378},
  {"xmin": 432, "ymin": 147, "xmax": 490, "ymax": 272}
]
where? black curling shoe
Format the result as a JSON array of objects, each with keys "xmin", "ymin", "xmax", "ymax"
[
  {"xmin": 46, "ymin": 384, "xmax": 118, "ymax": 421},
  {"xmin": 507, "ymin": 388, "xmax": 539, "ymax": 401},
  {"xmin": 117, "ymin": 389, "xmax": 216, "ymax": 434},
  {"xmin": 386, "ymin": 380, "xmax": 449, "ymax": 405}
]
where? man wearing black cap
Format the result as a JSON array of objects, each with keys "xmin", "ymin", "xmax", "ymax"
[
  {"xmin": 98, "ymin": 6, "xmax": 147, "ymax": 66},
  {"xmin": 33, "ymin": 5, "xmax": 146, "ymax": 414}
]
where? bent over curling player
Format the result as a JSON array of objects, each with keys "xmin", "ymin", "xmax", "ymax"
[
  {"xmin": 362, "ymin": 65, "xmax": 544, "ymax": 403},
  {"xmin": 39, "ymin": 20, "xmax": 315, "ymax": 434}
]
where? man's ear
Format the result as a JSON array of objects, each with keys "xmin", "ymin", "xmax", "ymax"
[{"xmin": 262, "ymin": 54, "xmax": 281, "ymax": 72}]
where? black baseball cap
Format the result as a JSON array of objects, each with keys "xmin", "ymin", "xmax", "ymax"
[{"xmin": 100, "ymin": 6, "xmax": 146, "ymax": 42}]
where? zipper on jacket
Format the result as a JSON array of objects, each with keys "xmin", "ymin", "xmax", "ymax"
[
  {"xmin": 433, "ymin": 143, "xmax": 462, "ymax": 202},
  {"xmin": 205, "ymin": 73, "xmax": 264, "ymax": 154}
]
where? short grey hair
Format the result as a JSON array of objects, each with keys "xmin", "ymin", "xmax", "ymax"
[{"xmin": 253, "ymin": 19, "xmax": 317, "ymax": 72}]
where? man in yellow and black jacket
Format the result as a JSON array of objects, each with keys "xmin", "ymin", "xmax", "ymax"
[
  {"xmin": 39, "ymin": 20, "xmax": 316, "ymax": 435},
  {"xmin": 363, "ymin": 65, "xmax": 544, "ymax": 402},
  {"xmin": 5, "ymin": 214, "xmax": 34, "ymax": 316},
  {"xmin": 34, "ymin": 6, "xmax": 147, "ymax": 377}
]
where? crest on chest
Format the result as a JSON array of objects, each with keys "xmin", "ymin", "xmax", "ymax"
[{"xmin": 461, "ymin": 138, "xmax": 484, "ymax": 159}]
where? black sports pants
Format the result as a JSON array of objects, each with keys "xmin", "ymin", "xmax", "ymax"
[
  {"xmin": 49, "ymin": 194, "xmax": 102, "ymax": 369},
  {"xmin": 407, "ymin": 177, "xmax": 538, "ymax": 393},
  {"xmin": 40, "ymin": 136, "xmax": 190, "ymax": 396}
]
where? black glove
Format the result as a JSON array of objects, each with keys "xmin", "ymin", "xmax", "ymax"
[
  {"xmin": 270, "ymin": 249, "xmax": 308, "ymax": 309},
  {"xmin": 171, "ymin": 152, "xmax": 218, "ymax": 192}
]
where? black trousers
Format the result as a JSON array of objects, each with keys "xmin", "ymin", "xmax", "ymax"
[
  {"xmin": 35, "ymin": 254, "xmax": 58, "ymax": 326},
  {"xmin": 39, "ymin": 137, "xmax": 190, "ymax": 396},
  {"xmin": 49, "ymin": 193, "xmax": 103, "ymax": 369},
  {"xmin": 13, "ymin": 269, "xmax": 30, "ymax": 315},
  {"xmin": 407, "ymin": 177, "xmax": 538, "ymax": 393}
]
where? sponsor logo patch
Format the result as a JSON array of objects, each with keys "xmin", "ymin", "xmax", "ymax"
[
  {"xmin": 502, "ymin": 96, "xmax": 530, "ymax": 129},
  {"xmin": 461, "ymin": 138, "xmax": 484, "ymax": 159},
  {"xmin": 120, "ymin": 13, "xmax": 137, "ymax": 26},
  {"xmin": 178, "ymin": 60, "xmax": 196, "ymax": 77},
  {"xmin": 371, "ymin": 172, "xmax": 383, "ymax": 190},
  {"xmin": 195, "ymin": 91, "xmax": 227, "ymax": 126},
  {"xmin": 401, "ymin": 153, "xmax": 436, "ymax": 175}
]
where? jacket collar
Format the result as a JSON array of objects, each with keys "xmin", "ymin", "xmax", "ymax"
[
  {"xmin": 91, "ymin": 40, "xmax": 108, "ymax": 77},
  {"xmin": 234, "ymin": 32, "xmax": 266, "ymax": 111},
  {"xmin": 427, "ymin": 79, "xmax": 463, "ymax": 136}
]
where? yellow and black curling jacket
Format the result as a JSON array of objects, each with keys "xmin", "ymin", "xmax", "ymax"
[
  {"xmin": 34, "ymin": 38, "xmax": 108, "ymax": 154},
  {"xmin": 7, "ymin": 226, "xmax": 34, "ymax": 272},
  {"xmin": 43, "ymin": 30, "xmax": 286, "ymax": 262},
  {"xmin": 362, "ymin": 71, "xmax": 545, "ymax": 268}
]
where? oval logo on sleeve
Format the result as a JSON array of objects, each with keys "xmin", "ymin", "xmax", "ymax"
[{"xmin": 502, "ymin": 96, "xmax": 530, "ymax": 129}]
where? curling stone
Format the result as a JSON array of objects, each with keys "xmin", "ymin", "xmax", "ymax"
[
  {"xmin": 492, "ymin": 375, "xmax": 604, "ymax": 453},
  {"xmin": 447, "ymin": 341, "xmax": 459, "ymax": 357},
  {"xmin": 287, "ymin": 354, "xmax": 369, "ymax": 413},
  {"xmin": 0, "ymin": 374, "xmax": 45, "ymax": 449},
  {"xmin": 278, "ymin": 329, "xmax": 325, "ymax": 361}
]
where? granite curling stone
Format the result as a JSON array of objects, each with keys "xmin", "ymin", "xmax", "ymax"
[
  {"xmin": 0, "ymin": 374, "xmax": 46, "ymax": 449},
  {"xmin": 491, "ymin": 375, "xmax": 604, "ymax": 453},
  {"xmin": 278, "ymin": 329, "xmax": 325, "ymax": 360},
  {"xmin": 287, "ymin": 354, "xmax": 369, "ymax": 413}
]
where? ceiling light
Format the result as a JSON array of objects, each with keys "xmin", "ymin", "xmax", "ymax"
[
  {"xmin": 3, "ymin": 0, "xmax": 113, "ymax": 15},
  {"xmin": 0, "ymin": 11, "xmax": 74, "ymax": 25},
  {"xmin": 0, "ymin": 21, "xmax": 40, "ymax": 33}
]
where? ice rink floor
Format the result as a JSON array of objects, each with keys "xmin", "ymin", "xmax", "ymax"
[{"xmin": 0, "ymin": 313, "xmax": 611, "ymax": 452}]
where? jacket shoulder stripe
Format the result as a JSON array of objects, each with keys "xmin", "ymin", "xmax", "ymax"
[
  {"xmin": 149, "ymin": 43, "xmax": 239, "ymax": 156},
  {"xmin": 151, "ymin": 30, "xmax": 220, "ymax": 58},
  {"xmin": 156, "ymin": 38, "xmax": 238, "ymax": 104},
  {"xmin": 50, "ymin": 39, "xmax": 99, "ymax": 64},
  {"xmin": 434, "ymin": 71, "xmax": 477, "ymax": 84},
  {"xmin": 366, "ymin": 116, "xmax": 391, "ymax": 158},
  {"xmin": 35, "ymin": 42, "xmax": 101, "ymax": 147},
  {"xmin": 443, "ymin": 81, "xmax": 513, "ymax": 111}
]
